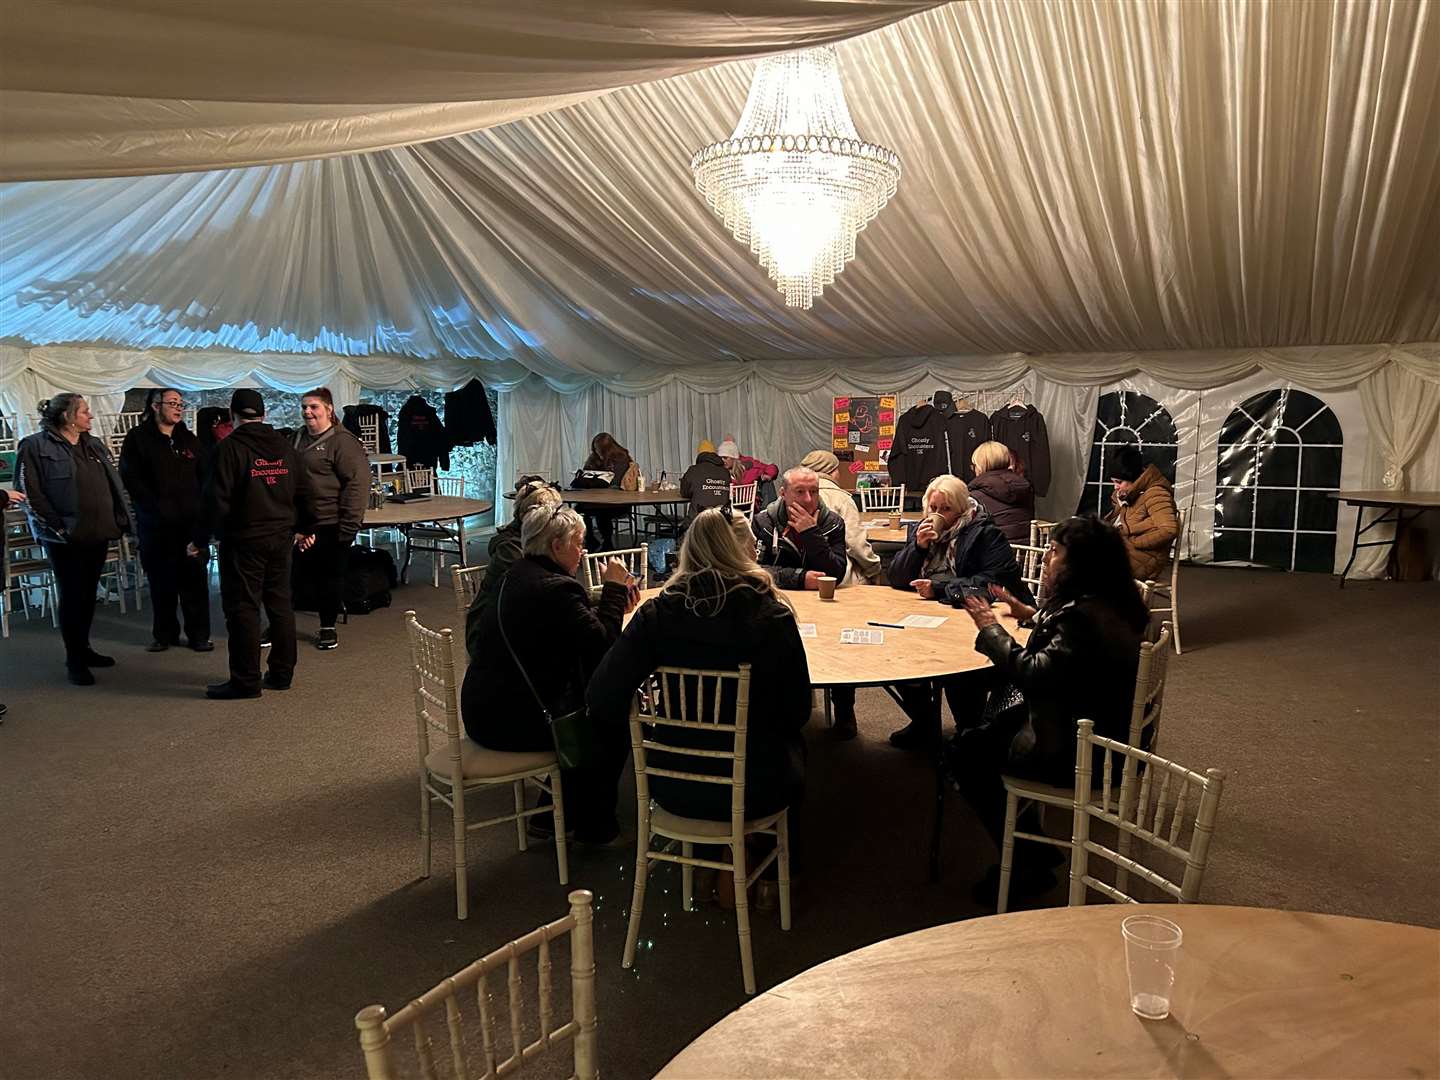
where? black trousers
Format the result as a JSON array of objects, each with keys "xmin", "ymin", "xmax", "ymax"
[
  {"xmin": 293, "ymin": 525, "xmax": 352, "ymax": 627},
  {"xmin": 45, "ymin": 541, "xmax": 107, "ymax": 666},
  {"xmin": 950, "ymin": 712, "xmax": 1072, "ymax": 857},
  {"xmin": 219, "ymin": 534, "xmax": 297, "ymax": 691},
  {"xmin": 895, "ymin": 671, "xmax": 994, "ymax": 738},
  {"xmin": 138, "ymin": 522, "xmax": 210, "ymax": 645},
  {"xmin": 585, "ymin": 510, "xmax": 623, "ymax": 551}
]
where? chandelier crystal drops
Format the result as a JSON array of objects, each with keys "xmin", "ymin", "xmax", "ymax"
[{"xmin": 691, "ymin": 46, "xmax": 901, "ymax": 309}]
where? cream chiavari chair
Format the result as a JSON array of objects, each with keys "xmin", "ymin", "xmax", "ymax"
[
  {"xmin": 858, "ymin": 484, "xmax": 905, "ymax": 515},
  {"xmin": 729, "ymin": 482, "xmax": 757, "ymax": 520},
  {"xmin": 622, "ymin": 664, "xmax": 792, "ymax": 996},
  {"xmin": 406, "ymin": 611, "xmax": 568, "ymax": 920},
  {"xmin": 1144, "ymin": 508, "xmax": 1185, "ymax": 654},
  {"xmin": 451, "ymin": 565, "xmax": 486, "ymax": 616},
  {"xmin": 580, "ymin": 545, "xmax": 647, "ymax": 596},
  {"xmin": 354, "ymin": 890, "xmax": 597, "ymax": 1080},
  {"xmin": 1069, "ymin": 717, "xmax": 1226, "ymax": 905}
]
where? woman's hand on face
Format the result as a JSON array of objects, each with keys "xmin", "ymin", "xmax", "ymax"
[
  {"xmin": 601, "ymin": 557, "xmax": 630, "ymax": 586},
  {"xmin": 963, "ymin": 595, "xmax": 999, "ymax": 629}
]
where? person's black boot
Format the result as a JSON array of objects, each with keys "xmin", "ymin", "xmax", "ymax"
[
  {"xmin": 66, "ymin": 665, "xmax": 95, "ymax": 686},
  {"xmin": 83, "ymin": 650, "xmax": 116, "ymax": 668},
  {"xmin": 830, "ymin": 701, "xmax": 858, "ymax": 740}
]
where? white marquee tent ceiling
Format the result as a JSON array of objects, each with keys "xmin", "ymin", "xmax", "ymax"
[{"xmin": 1, "ymin": 0, "xmax": 1437, "ymax": 388}]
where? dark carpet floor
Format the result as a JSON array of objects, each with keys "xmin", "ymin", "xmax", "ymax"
[{"xmin": 1, "ymin": 564, "xmax": 1437, "ymax": 1080}]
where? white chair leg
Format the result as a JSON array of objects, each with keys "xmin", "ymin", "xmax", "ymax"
[
  {"xmin": 1171, "ymin": 575, "xmax": 1182, "ymax": 654},
  {"xmin": 452, "ymin": 790, "xmax": 468, "ymax": 921},
  {"xmin": 550, "ymin": 773, "xmax": 569, "ymax": 886},
  {"xmin": 513, "ymin": 781, "xmax": 528, "ymax": 851},
  {"xmin": 419, "ymin": 779, "xmax": 432, "ymax": 879},
  {"xmin": 824, "ymin": 690, "xmax": 832, "ymax": 728},
  {"xmin": 776, "ymin": 812, "xmax": 792, "ymax": 932},
  {"xmin": 732, "ymin": 840, "xmax": 757, "ymax": 995},
  {"xmin": 997, "ymin": 790, "xmax": 1020, "ymax": 915},
  {"xmin": 682, "ymin": 842, "xmax": 694, "ymax": 912},
  {"xmin": 622, "ymin": 840, "xmax": 651, "ymax": 970}
]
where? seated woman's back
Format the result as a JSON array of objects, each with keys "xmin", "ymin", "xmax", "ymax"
[{"xmin": 588, "ymin": 512, "xmax": 812, "ymax": 820}]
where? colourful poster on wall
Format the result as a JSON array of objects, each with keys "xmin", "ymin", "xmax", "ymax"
[{"xmin": 832, "ymin": 394, "xmax": 897, "ymax": 489}]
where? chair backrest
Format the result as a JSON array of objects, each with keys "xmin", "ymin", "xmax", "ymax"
[
  {"xmin": 1069, "ymin": 717, "xmax": 1225, "ymax": 906},
  {"xmin": 354, "ymin": 889, "xmax": 598, "ymax": 1080},
  {"xmin": 451, "ymin": 565, "xmax": 486, "ymax": 615},
  {"xmin": 406, "ymin": 467, "xmax": 436, "ymax": 495},
  {"xmin": 629, "ymin": 665, "xmax": 752, "ymax": 835},
  {"xmin": 1016, "ymin": 543, "xmax": 1046, "ymax": 601},
  {"xmin": 358, "ymin": 414, "xmax": 381, "ymax": 454},
  {"xmin": 581, "ymin": 545, "xmax": 648, "ymax": 592},
  {"xmin": 0, "ymin": 413, "xmax": 17, "ymax": 452},
  {"xmin": 729, "ymin": 482, "xmax": 757, "ymax": 519},
  {"xmin": 1029, "ymin": 519, "xmax": 1057, "ymax": 549},
  {"xmin": 858, "ymin": 484, "xmax": 904, "ymax": 514},
  {"xmin": 1170, "ymin": 507, "xmax": 1186, "ymax": 562},
  {"xmin": 1126, "ymin": 623, "xmax": 1171, "ymax": 750},
  {"xmin": 437, "ymin": 475, "xmax": 469, "ymax": 498},
  {"xmin": 405, "ymin": 610, "xmax": 462, "ymax": 781}
]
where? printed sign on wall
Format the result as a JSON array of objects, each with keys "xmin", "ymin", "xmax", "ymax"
[{"xmin": 832, "ymin": 394, "xmax": 896, "ymax": 489}]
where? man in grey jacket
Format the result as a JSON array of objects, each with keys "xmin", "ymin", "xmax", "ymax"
[{"xmin": 292, "ymin": 388, "xmax": 369, "ymax": 649}]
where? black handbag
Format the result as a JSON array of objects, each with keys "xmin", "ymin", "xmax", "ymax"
[{"xmin": 497, "ymin": 577, "xmax": 599, "ymax": 770}]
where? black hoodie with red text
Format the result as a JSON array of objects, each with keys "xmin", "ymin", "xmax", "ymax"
[{"xmin": 204, "ymin": 421, "xmax": 314, "ymax": 543}]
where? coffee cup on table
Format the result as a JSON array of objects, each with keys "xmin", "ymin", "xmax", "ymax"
[{"xmin": 817, "ymin": 576, "xmax": 838, "ymax": 600}]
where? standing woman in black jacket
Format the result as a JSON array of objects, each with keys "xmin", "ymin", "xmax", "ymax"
[
  {"xmin": 17, "ymin": 394, "xmax": 132, "ymax": 685},
  {"xmin": 955, "ymin": 515, "xmax": 1149, "ymax": 904},
  {"xmin": 120, "ymin": 388, "xmax": 211, "ymax": 653},
  {"xmin": 462, "ymin": 503, "xmax": 638, "ymax": 844}
]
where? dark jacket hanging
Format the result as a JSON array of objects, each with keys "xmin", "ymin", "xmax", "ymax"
[
  {"xmin": 443, "ymin": 379, "xmax": 497, "ymax": 447},
  {"xmin": 885, "ymin": 404, "xmax": 949, "ymax": 491},
  {"xmin": 397, "ymin": 396, "xmax": 450, "ymax": 470},
  {"xmin": 341, "ymin": 403, "xmax": 393, "ymax": 454},
  {"xmin": 945, "ymin": 409, "xmax": 992, "ymax": 481},
  {"xmin": 989, "ymin": 404, "xmax": 1051, "ymax": 497}
]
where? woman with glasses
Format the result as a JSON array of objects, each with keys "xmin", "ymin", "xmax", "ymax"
[
  {"xmin": 587, "ymin": 506, "xmax": 812, "ymax": 903},
  {"xmin": 954, "ymin": 515, "xmax": 1149, "ymax": 907},
  {"xmin": 120, "ymin": 388, "xmax": 212, "ymax": 653},
  {"xmin": 462, "ymin": 502, "xmax": 638, "ymax": 845},
  {"xmin": 17, "ymin": 394, "xmax": 132, "ymax": 685}
]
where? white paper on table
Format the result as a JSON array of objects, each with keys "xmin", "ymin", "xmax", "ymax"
[
  {"xmin": 840, "ymin": 628, "xmax": 885, "ymax": 645},
  {"xmin": 898, "ymin": 614, "xmax": 948, "ymax": 628},
  {"xmin": 797, "ymin": 623, "xmax": 817, "ymax": 638}
]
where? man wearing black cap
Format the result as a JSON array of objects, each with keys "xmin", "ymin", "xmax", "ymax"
[{"xmin": 203, "ymin": 389, "xmax": 313, "ymax": 699}]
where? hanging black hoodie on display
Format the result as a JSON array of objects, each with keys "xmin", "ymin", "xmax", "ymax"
[
  {"xmin": 397, "ymin": 396, "xmax": 451, "ymax": 470},
  {"xmin": 885, "ymin": 403, "xmax": 949, "ymax": 491},
  {"xmin": 945, "ymin": 408, "xmax": 991, "ymax": 481},
  {"xmin": 443, "ymin": 378, "xmax": 497, "ymax": 447},
  {"xmin": 342, "ymin": 404, "xmax": 393, "ymax": 453},
  {"xmin": 989, "ymin": 404, "xmax": 1051, "ymax": 497}
]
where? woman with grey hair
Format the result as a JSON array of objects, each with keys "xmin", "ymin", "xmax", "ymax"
[
  {"xmin": 17, "ymin": 394, "xmax": 131, "ymax": 685},
  {"xmin": 461, "ymin": 502, "xmax": 638, "ymax": 845}
]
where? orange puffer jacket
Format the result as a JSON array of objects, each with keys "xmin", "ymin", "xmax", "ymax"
[{"xmin": 1109, "ymin": 465, "xmax": 1178, "ymax": 581}]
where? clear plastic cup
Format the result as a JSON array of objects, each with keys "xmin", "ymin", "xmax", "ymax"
[{"xmin": 1121, "ymin": 914, "xmax": 1182, "ymax": 1020}]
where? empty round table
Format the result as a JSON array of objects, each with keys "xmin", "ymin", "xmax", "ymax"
[{"xmin": 657, "ymin": 904, "xmax": 1440, "ymax": 1079}]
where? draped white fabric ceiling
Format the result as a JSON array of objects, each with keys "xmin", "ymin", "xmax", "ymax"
[{"xmin": 3, "ymin": 0, "xmax": 1437, "ymax": 394}]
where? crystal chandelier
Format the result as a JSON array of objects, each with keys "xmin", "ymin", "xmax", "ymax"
[{"xmin": 691, "ymin": 47, "xmax": 901, "ymax": 309}]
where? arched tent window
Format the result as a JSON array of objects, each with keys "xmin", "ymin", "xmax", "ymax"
[
  {"xmin": 1213, "ymin": 389, "xmax": 1343, "ymax": 572},
  {"xmin": 1078, "ymin": 391, "xmax": 1179, "ymax": 516}
]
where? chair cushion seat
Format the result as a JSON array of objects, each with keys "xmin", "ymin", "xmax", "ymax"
[
  {"xmin": 649, "ymin": 803, "xmax": 782, "ymax": 840},
  {"xmin": 425, "ymin": 738, "xmax": 556, "ymax": 780},
  {"xmin": 1001, "ymin": 774, "xmax": 1073, "ymax": 805}
]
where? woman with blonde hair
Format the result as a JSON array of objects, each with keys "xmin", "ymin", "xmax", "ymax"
[
  {"xmin": 967, "ymin": 439, "xmax": 1033, "ymax": 543},
  {"xmin": 588, "ymin": 506, "xmax": 811, "ymax": 838}
]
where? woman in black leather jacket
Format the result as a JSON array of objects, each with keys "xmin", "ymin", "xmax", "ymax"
[{"xmin": 954, "ymin": 515, "xmax": 1149, "ymax": 904}]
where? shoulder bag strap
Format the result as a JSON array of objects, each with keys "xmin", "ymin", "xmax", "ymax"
[{"xmin": 497, "ymin": 576, "xmax": 555, "ymax": 723}]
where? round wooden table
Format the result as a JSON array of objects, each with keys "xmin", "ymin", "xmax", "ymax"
[
  {"xmin": 657, "ymin": 904, "xmax": 1440, "ymax": 1079},
  {"xmin": 363, "ymin": 496, "xmax": 492, "ymax": 584},
  {"xmin": 560, "ymin": 488, "xmax": 689, "ymax": 510}
]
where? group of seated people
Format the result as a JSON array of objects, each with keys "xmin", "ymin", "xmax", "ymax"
[{"xmin": 456, "ymin": 438, "xmax": 1178, "ymax": 906}]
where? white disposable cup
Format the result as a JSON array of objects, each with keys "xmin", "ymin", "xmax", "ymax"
[{"xmin": 1121, "ymin": 914, "xmax": 1182, "ymax": 1020}]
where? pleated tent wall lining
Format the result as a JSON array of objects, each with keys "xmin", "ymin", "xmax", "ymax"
[{"xmin": 0, "ymin": 0, "xmax": 940, "ymax": 179}]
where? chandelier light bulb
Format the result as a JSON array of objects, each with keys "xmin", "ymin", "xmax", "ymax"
[{"xmin": 691, "ymin": 47, "xmax": 901, "ymax": 309}]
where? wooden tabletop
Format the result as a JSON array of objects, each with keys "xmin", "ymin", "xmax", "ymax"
[
  {"xmin": 1329, "ymin": 490, "xmax": 1440, "ymax": 509},
  {"xmin": 560, "ymin": 488, "xmax": 689, "ymax": 508},
  {"xmin": 362, "ymin": 496, "xmax": 493, "ymax": 527},
  {"xmin": 657, "ymin": 904, "xmax": 1440, "ymax": 1079},
  {"xmin": 632, "ymin": 584, "xmax": 1023, "ymax": 688}
]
